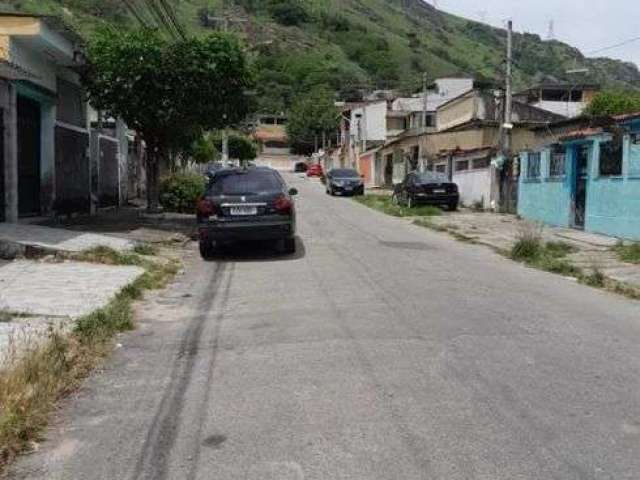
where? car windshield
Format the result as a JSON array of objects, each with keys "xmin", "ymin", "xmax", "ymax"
[
  {"xmin": 209, "ymin": 170, "xmax": 282, "ymax": 196},
  {"xmin": 331, "ymin": 169, "xmax": 359, "ymax": 178},
  {"xmin": 415, "ymin": 172, "xmax": 449, "ymax": 184}
]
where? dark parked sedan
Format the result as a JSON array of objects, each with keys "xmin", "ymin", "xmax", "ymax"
[
  {"xmin": 325, "ymin": 168, "xmax": 365, "ymax": 196},
  {"xmin": 392, "ymin": 171, "xmax": 459, "ymax": 210},
  {"xmin": 197, "ymin": 167, "xmax": 298, "ymax": 258}
]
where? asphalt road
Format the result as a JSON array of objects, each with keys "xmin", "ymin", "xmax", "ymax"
[{"xmin": 10, "ymin": 173, "xmax": 640, "ymax": 480}]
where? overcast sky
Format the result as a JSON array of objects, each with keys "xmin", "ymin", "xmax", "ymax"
[{"xmin": 433, "ymin": 0, "xmax": 639, "ymax": 68}]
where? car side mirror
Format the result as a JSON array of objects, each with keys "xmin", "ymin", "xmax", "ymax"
[{"xmin": 288, "ymin": 188, "xmax": 298, "ymax": 196}]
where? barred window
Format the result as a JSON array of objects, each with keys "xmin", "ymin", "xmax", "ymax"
[
  {"xmin": 455, "ymin": 160, "xmax": 469, "ymax": 171},
  {"xmin": 599, "ymin": 140, "xmax": 622, "ymax": 176},
  {"xmin": 550, "ymin": 145, "xmax": 566, "ymax": 177},
  {"xmin": 527, "ymin": 152, "xmax": 541, "ymax": 179},
  {"xmin": 472, "ymin": 157, "xmax": 490, "ymax": 169}
]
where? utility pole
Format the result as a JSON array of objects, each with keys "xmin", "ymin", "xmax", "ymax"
[
  {"xmin": 422, "ymin": 72, "xmax": 429, "ymax": 130},
  {"xmin": 503, "ymin": 20, "xmax": 513, "ymax": 156},
  {"xmin": 419, "ymin": 72, "xmax": 430, "ymax": 172}
]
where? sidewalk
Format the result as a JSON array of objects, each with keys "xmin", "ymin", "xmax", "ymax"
[
  {"xmin": 427, "ymin": 211, "xmax": 640, "ymax": 288},
  {"xmin": 0, "ymin": 223, "xmax": 136, "ymax": 259}
]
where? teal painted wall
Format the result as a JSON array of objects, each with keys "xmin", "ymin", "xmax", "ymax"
[
  {"xmin": 585, "ymin": 127, "xmax": 640, "ymax": 240},
  {"xmin": 517, "ymin": 149, "xmax": 573, "ymax": 228},
  {"xmin": 518, "ymin": 119, "xmax": 640, "ymax": 240}
]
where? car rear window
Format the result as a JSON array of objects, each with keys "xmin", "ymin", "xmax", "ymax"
[
  {"xmin": 331, "ymin": 169, "xmax": 359, "ymax": 178},
  {"xmin": 416, "ymin": 172, "xmax": 449, "ymax": 183},
  {"xmin": 209, "ymin": 170, "xmax": 283, "ymax": 196}
]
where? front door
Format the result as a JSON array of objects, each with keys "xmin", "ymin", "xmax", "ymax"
[
  {"xmin": 17, "ymin": 96, "xmax": 41, "ymax": 216},
  {"xmin": 574, "ymin": 144, "xmax": 589, "ymax": 228}
]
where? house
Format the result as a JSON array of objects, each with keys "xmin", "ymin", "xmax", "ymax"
[
  {"xmin": 0, "ymin": 14, "xmax": 134, "ymax": 222},
  {"xmin": 0, "ymin": 13, "xmax": 90, "ymax": 222},
  {"xmin": 252, "ymin": 114, "xmax": 304, "ymax": 171},
  {"xmin": 515, "ymin": 82, "xmax": 599, "ymax": 119},
  {"xmin": 372, "ymin": 88, "xmax": 563, "ymax": 208},
  {"xmin": 518, "ymin": 113, "xmax": 640, "ymax": 240},
  {"xmin": 345, "ymin": 78, "xmax": 474, "ymax": 187}
]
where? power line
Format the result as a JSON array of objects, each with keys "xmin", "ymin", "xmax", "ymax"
[
  {"xmin": 587, "ymin": 35, "xmax": 640, "ymax": 56},
  {"xmin": 157, "ymin": 0, "xmax": 187, "ymax": 40},
  {"xmin": 121, "ymin": 0, "xmax": 150, "ymax": 28}
]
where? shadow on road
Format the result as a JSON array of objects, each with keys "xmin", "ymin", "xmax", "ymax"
[{"xmin": 203, "ymin": 237, "xmax": 306, "ymax": 263}]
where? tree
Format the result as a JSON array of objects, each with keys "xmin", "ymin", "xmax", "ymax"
[
  {"xmin": 213, "ymin": 132, "xmax": 258, "ymax": 163},
  {"xmin": 190, "ymin": 133, "xmax": 220, "ymax": 165},
  {"xmin": 82, "ymin": 28, "xmax": 254, "ymax": 210},
  {"xmin": 287, "ymin": 86, "xmax": 339, "ymax": 155},
  {"xmin": 584, "ymin": 89, "xmax": 640, "ymax": 116}
]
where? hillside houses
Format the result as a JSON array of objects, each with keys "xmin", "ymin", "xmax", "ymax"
[{"xmin": 325, "ymin": 77, "xmax": 566, "ymax": 211}]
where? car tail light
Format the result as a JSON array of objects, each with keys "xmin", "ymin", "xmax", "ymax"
[
  {"xmin": 196, "ymin": 197, "xmax": 217, "ymax": 219},
  {"xmin": 274, "ymin": 194, "xmax": 292, "ymax": 214}
]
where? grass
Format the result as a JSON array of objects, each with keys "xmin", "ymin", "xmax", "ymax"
[
  {"xmin": 0, "ymin": 246, "xmax": 180, "ymax": 467},
  {"xmin": 614, "ymin": 242, "xmax": 640, "ymax": 264},
  {"xmin": 133, "ymin": 243, "xmax": 159, "ymax": 256},
  {"xmin": 355, "ymin": 195, "xmax": 442, "ymax": 218},
  {"xmin": 509, "ymin": 224, "xmax": 582, "ymax": 277}
]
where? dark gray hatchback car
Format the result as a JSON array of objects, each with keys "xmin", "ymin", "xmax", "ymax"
[{"xmin": 197, "ymin": 167, "xmax": 298, "ymax": 258}]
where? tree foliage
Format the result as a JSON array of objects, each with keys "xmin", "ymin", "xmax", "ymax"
[
  {"xmin": 286, "ymin": 86, "xmax": 339, "ymax": 155},
  {"xmin": 584, "ymin": 90, "xmax": 640, "ymax": 116},
  {"xmin": 212, "ymin": 132, "xmax": 258, "ymax": 162},
  {"xmin": 82, "ymin": 27, "xmax": 253, "ymax": 209}
]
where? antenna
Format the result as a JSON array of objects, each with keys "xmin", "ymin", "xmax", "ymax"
[{"xmin": 547, "ymin": 19, "xmax": 555, "ymax": 40}]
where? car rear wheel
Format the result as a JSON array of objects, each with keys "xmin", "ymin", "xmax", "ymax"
[
  {"xmin": 449, "ymin": 202, "xmax": 458, "ymax": 211},
  {"xmin": 199, "ymin": 240, "xmax": 216, "ymax": 260}
]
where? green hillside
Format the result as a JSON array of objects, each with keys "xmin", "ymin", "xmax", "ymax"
[{"xmin": 2, "ymin": 0, "xmax": 639, "ymax": 112}]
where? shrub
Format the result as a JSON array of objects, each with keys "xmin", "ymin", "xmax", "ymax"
[
  {"xmin": 614, "ymin": 242, "xmax": 640, "ymax": 264},
  {"xmin": 159, "ymin": 173, "xmax": 206, "ymax": 214},
  {"xmin": 269, "ymin": 1, "xmax": 310, "ymax": 26},
  {"xmin": 511, "ymin": 222, "xmax": 543, "ymax": 261}
]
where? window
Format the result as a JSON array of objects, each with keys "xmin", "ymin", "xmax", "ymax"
[
  {"xmin": 526, "ymin": 152, "xmax": 541, "ymax": 179},
  {"xmin": 210, "ymin": 170, "xmax": 283, "ymax": 196},
  {"xmin": 455, "ymin": 160, "xmax": 469, "ymax": 172},
  {"xmin": 411, "ymin": 146, "xmax": 419, "ymax": 162},
  {"xmin": 549, "ymin": 145, "xmax": 566, "ymax": 177},
  {"xmin": 435, "ymin": 164, "xmax": 447, "ymax": 174},
  {"xmin": 57, "ymin": 79, "xmax": 86, "ymax": 127},
  {"xmin": 472, "ymin": 157, "xmax": 490, "ymax": 169},
  {"xmin": 599, "ymin": 140, "xmax": 623, "ymax": 176},
  {"xmin": 630, "ymin": 133, "xmax": 640, "ymax": 145}
]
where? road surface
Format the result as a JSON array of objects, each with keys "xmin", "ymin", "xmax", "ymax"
[{"xmin": 10, "ymin": 174, "xmax": 640, "ymax": 479}]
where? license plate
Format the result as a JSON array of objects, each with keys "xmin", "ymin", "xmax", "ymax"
[
  {"xmin": 344, "ymin": 186, "xmax": 353, "ymax": 191},
  {"xmin": 433, "ymin": 189, "xmax": 446, "ymax": 194},
  {"xmin": 230, "ymin": 206, "xmax": 257, "ymax": 216}
]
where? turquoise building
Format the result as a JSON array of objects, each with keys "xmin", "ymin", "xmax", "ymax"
[{"xmin": 518, "ymin": 114, "xmax": 640, "ymax": 240}]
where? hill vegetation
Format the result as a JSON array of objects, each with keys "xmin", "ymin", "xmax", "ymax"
[{"xmin": 2, "ymin": 0, "xmax": 639, "ymax": 113}]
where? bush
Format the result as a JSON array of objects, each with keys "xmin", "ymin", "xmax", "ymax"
[
  {"xmin": 511, "ymin": 222, "xmax": 543, "ymax": 261},
  {"xmin": 159, "ymin": 173, "xmax": 206, "ymax": 214},
  {"xmin": 269, "ymin": 1, "xmax": 309, "ymax": 26}
]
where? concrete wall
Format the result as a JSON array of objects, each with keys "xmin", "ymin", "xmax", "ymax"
[
  {"xmin": 453, "ymin": 168, "xmax": 492, "ymax": 208},
  {"xmin": 437, "ymin": 93, "xmax": 477, "ymax": 131},
  {"xmin": 518, "ymin": 126, "xmax": 640, "ymax": 240},
  {"xmin": 518, "ymin": 149, "xmax": 574, "ymax": 228},
  {"xmin": 351, "ymin": 101, "xmax": 387, "ymax": 142},
  {"xmin": 585, "ymin": 132, "xmax": 640, "ymax": 239}
]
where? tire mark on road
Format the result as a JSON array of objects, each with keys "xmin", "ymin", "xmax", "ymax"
[{"xmin": 130, "ymin": 260, "xmax": 233, "ymax": 480}]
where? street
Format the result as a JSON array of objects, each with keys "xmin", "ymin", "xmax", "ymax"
[{"xmin": 10, "ymin": 173, "xmax": 640, "ymax": 480}]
